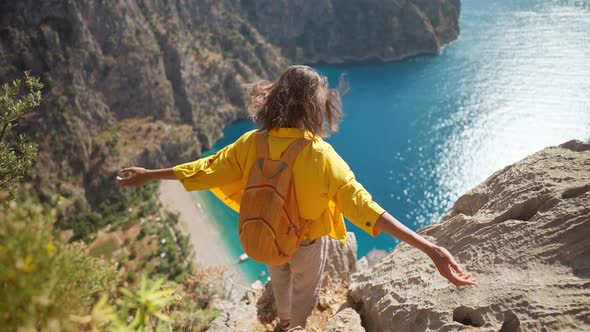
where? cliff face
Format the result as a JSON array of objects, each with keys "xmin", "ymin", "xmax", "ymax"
[
  {"xmin": 0, "ymin": 0, "xmax": 287, "ymax": 207},
  {"xmin": 349, "ymin": 140, "xmax": 590, "ymax": 331},
  {"xmin": 237, "ymin": 0, "xmax": 461, "ymax": 64}
]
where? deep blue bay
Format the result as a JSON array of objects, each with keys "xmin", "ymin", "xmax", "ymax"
[{"xmin": 194, "ymin": 0, "xmax": 590, "ymax": 282}]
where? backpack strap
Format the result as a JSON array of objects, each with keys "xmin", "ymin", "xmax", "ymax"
[
  {"xmin": 255, "ymin": 131, "xmax": 269, "ymax": 159},
  {"xmin": 280, "ymin": 137, "xmax": 311, "ymax": 166}
]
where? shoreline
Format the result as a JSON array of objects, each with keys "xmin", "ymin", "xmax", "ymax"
[{"xmin": 157, "ymin": 180, "xmax": 249, "ymax": 294}]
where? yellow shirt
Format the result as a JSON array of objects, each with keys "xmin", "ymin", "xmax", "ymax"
[{"xmin": 173, "ymin": 128, "xmax": 385, "ymax": 242}]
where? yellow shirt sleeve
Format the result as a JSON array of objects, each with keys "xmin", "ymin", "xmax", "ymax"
[
  {"xmin": 172, "ymin": 131, "xmax": 254, "ymax": 192},
  {"xmin": 324, "ymin": 144, "xmax": 385, "ymax": 237}
]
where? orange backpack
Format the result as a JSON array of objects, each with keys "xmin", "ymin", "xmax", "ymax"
[{"xmin": 238, "ymin": 131, "xmax": 311, "ymax": 266}]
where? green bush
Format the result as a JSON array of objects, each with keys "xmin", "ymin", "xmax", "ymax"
[
  {"xmin": 0, "ymin": 71, "xmax": 43, "ymax": 198},
  {"xmin": 0, "ymin": 202, "xmax": 118, "ymax": 331},
  {"xmin": 0, "ymin": 199, "xmax": 216, "ymax": 331},
  {"xmin": 72, "ymin": 276, "xmax": 179, "ymax": 331},
  {"xmin": 137, "ymin": 226, "xmax": 148, "ymax": 240},
  {"xmin": 0, "ymin": 73, "xmax": 195, "ymax": 331},
  {"xmin": 58, "ymin": 182, "xmax": 160, "ymax": 242},
  {"xmin": 127, "ymin": 271, "xmax": 137, "ymax": 284}
]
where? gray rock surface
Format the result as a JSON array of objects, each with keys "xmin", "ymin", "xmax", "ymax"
[
  {"xmin": 365, "ymin": 249, "xmax": 388, "ymax": 267},
  {"xmin": 349, "ymin": 140, "xmax": 590, "ymax": 331},
  {"xmin": 324, "ymin": 307, "xmax": 365, "ymax": 332},
  {"xmin": 356, "ymin": 257, "xmax": 369, "ymax": 272},
  {"xmin": 208, "ymin": 300, "xmax": 258, "ymax": 332},
  {"xmin": 322, "ymin": 232, "xmax": 358, "ymax": 287}
]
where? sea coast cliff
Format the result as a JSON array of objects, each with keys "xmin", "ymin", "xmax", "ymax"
[
  {"xmin": 0, "ymin": 0, "xmax": 460, "ymax": 214},
  {"xmin": 0, "ymin": 0, "xmax": 461, "ymax": 290}
]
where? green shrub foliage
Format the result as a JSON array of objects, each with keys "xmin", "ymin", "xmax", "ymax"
[
  {"xmin": 0, "ymin": 202, "xmax": 118, "ymax": 330},
  {"xmin": 0, "ymin": 73, "xmax": 217, "ymax": 331},
  {"xmin": 0, "ymin": 71, "xmax": 43, "ymax": 198}
]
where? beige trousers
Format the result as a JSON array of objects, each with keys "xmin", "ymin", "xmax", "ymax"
[{"xmin": 267, "ymin": 236, "xmax": 326, "ymax": 328}]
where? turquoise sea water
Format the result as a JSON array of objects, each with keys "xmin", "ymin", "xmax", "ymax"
[{"xmin": 195, "ymin": 0, "xmax": 590, "ymax": 282}]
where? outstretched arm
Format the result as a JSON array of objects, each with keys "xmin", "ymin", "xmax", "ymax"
[
  {"xmin": 116, "ymin": 167, "xmax": 176, "ymax": 187},
  {"xmin": 116, "ymin": 133, "xmax": 249, "ymax": 190},
  {"xmin": 325, "ymin": 143, "xmax": 475, "ymax": 287},
  {"xmin": 375, "ymin": 212, "xmax": 476, "ymax": 286}
]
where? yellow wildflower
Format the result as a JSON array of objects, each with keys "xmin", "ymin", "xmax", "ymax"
[
  {"xmin": 24, "ymin": 256, "xmax": 34, "ymax": 272},
  {"xmin": 46, "ymin": 243, "xmax": 56, "ymax": 254},
  {"xmin": 17, "ymin": 256, "xmax": 35, "ymax": 272}
]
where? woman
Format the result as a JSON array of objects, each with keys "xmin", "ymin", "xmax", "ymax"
[{"xmin": 116, "ymin": 65, "xmax": 475, "ymax": 330}]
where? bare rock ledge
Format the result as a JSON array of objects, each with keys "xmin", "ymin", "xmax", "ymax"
[{"xmin": 349, "ymin": 140, "xmax": 590, "ymax": 331}]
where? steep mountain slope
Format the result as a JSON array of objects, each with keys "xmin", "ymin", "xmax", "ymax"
[
  {"xmin": 237, "ymin": 0, "xmax": 461, "ymax": 64},
  {"xmin": 0, "ymin": 0, "xmax": 286, "ymax": 209}
]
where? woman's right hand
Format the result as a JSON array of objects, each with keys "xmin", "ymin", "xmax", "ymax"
[
  {"xmin": 428, "ymin": 246, "xmax": 476, "ymax": 287},
  {"xmin": 375, "ymin": 212, "xmax": 477, "ymax": 287},
  {"xmin": 116, "ymin": 167, "xmax": 152, "ymax": 187}
]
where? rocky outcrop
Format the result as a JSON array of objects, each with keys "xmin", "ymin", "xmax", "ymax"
[
  {"xmin": 322, "ymin": 232, "xmax": 358, "ymax": 287},
  {"xmin": 236, "ymin": 0, "xmax": 461, "ymax": 64},
  {"xmin": 208, "ymin": 299, "xmax": 258, "ymax": 332},
  {"xmin": 356, "ymin": 249, "xmax": 388, "ymax": 272},
  {"xmin": 349, "ymin": 140, "xmax": 590, "ymax": 331},
  {"xmin": 324, "ymin": 307, "xmax": 365, "ymax": 332}
]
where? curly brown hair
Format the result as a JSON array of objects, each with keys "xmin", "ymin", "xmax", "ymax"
[{"xmin": 246, "ymin": 65, "xmax": 346, "ymax": 137}]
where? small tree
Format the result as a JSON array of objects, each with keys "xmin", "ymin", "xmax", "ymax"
[{"xmin": 0, "ymin": 71, "xmax": 43, "ymax": 198}]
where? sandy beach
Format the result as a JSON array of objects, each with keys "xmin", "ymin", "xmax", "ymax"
[{"xmin": 157, "ymin": 180, "xmax": 247, "ymax": 285}]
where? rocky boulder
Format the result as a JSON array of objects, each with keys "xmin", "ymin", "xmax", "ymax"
[
  {"xmin": 324, "ymin": 307, "xmax": 365, "ymax": 332},
  {"xmin": 322, "ymin": 232, "xmax": 358, "ymax": 288},
  {"xmin": 208, "ymin": 299, "xmax": 258, "ymax": 332},
  {"xmin": 349, "ymin": 140, "xmax": 590, "ymax": 331}
]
